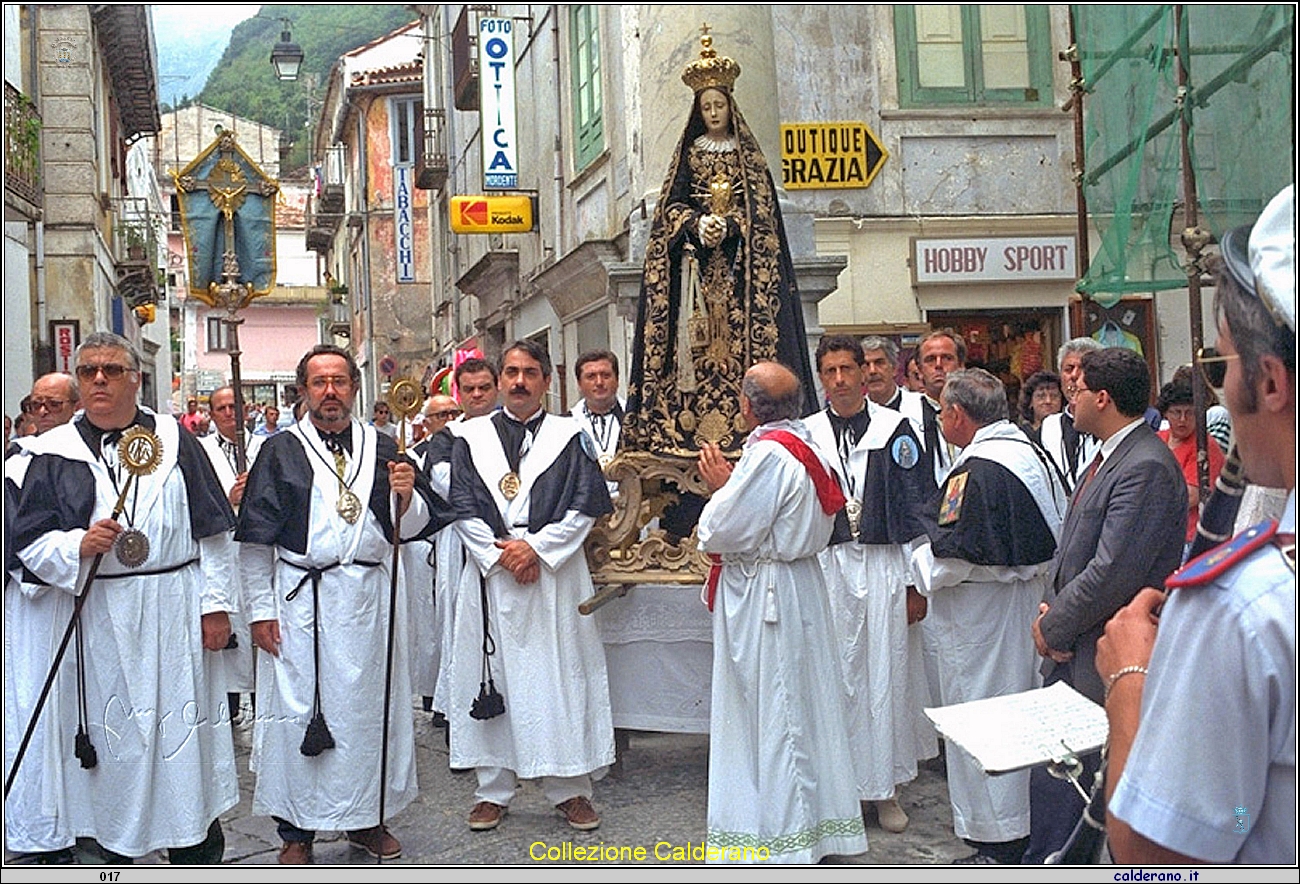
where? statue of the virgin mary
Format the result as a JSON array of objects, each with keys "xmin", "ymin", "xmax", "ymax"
[{"xmin": 622, "ymin": 30, "xmax": 817, "ymax": 460}]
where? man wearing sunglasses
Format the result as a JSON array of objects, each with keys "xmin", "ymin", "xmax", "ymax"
[
  {"xmin": 9, "ymin": 331, "xmax": 238, "ymax": 863},
  {"xmin": 1099, "ymin": 185, "xmax": 1296, "ymax": 865}
]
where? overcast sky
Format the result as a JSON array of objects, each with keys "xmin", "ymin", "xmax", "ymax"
[{"xmin": 150, "ymin": 4, "xmax": 261, "ymax": 37}]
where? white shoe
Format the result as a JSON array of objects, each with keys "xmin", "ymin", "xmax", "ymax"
[{"xmin": 875, "ymin": 796, "xmax": 909, "ymax": 833}]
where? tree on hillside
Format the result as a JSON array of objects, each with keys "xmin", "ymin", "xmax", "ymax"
[{"xmin": 199, "ymin": 5, "xmax": 416, "ymax": 172}]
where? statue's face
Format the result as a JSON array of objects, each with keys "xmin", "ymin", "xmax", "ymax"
[{"xmin": 698, "ymin": 88, "xmax": 730, "ymax": 137}]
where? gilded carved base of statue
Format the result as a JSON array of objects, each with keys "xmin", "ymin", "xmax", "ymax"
[{"xmin": 582, "ymin": 451, "xmax": 712, "ymax": 606}]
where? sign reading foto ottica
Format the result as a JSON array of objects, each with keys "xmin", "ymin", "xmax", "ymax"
[
  {"xmin": 780, "ymin": 122, "xmax": 887, "ymax": 190},
  {"xmin": 479, "ymin": 17, "xmax": 518, "ymax": 190},
  {"xmin": 449, "ymin": 195, "xmax": 536, "ymax": 234}
]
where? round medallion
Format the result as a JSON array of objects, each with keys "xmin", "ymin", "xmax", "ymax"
[
  {"xmin": 118, "ymin": 426, "xmax": 164, "ymax": 476},
  {"xmin": 499, "ymin": 472, "xmax": 521, "ymax": 500},
  {"xmin": 387, "ymin": 378, "xmax": 424, "ymax": 421},
  {"xmin": 336, "ymin": 488, "xmax": 363, "ymax": 524},
  {"xmin": 113, "ymin": 527, "xmax": 151, "ymax": 568}
]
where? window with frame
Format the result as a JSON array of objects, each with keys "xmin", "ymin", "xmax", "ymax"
[
  {"xmin": 570, "ymin": 5, "xmax": 603, "ymax": 169},
  {"xmin": 895, "ymin": 5, "xmax": 1052, "ymax": 107},
  {"xmin": 391, "ymin": 97, "xmax": 421, "ymax": 167},
  {"xmin": 206, "ymin": 315, "xmax": 230, "ymax": 352}
]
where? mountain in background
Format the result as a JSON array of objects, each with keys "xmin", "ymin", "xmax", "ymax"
[
  {"xmin": 154, "ymin": 5, "xmax": 258, "ymax": 108},
  {"xmin": 196, "ymin": 5, "xmax": 417, "ymax": 171}
]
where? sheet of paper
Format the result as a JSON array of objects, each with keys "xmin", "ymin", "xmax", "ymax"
[{"xmin": 924, "ymin": 681, "xmax": 1109, "ymax": 774}]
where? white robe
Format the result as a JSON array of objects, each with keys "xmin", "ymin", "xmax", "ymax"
[
  {"xmin": 697, "ymin": 420, "xmax": 868, "ymax": 864},
  {"xmin": 444, "ymin": 414, "xmax": 614, "ymax": 779},
  {"xmin": 241, "ymin": 419, "xmax": 427, "ymax": 830},
  {"xmin": 15, "ymin": 415, "xmax": 238, "ymax": 857},
  {"xmin": 915, "ymin": 421, "xmax": 1066, "ymax": 843},
  {"xmin": 5, "ymin": 447, "xmax": 75, "ymax": 854},
  {"xmin": 573, "ymin": 398, "xmax": 624, "ymax": 497},
  {"xmin": 805, "ymin": 405, "xmax": 937, "ymax": 802},
  {"xmin": 428, "ymin": 421, "xmax": 466, "ymax": 720},
  {"xmin": 198, "ymin": 431, "xmax": 262, "ymax": 695},
  {"xmin": 1039, "ymin": 410, "xmax": 1100, "ymax": 494},
  {"xmin": 402, "ymin": 443, "xmax": 439, "ymax": 699}
]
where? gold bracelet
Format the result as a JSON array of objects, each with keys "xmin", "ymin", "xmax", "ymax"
[{"xmin": 1104, "ymin": 664, "xmax": 1148, "ymax": 703}]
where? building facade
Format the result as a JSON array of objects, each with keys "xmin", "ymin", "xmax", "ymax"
[
  {"xmin": 306, "ymin": 5, "xmax": 1274, "ymax": 412},
  {"xmin": 4, "ymin": 4, "xmax": 169, "ymax": 413}
]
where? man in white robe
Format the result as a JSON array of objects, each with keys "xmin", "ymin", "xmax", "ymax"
[
  {"xmin": 236, "ymin": 344, "xmax": 441, "ymax": 864},
  {"xmin": 5, "ymin": 409, "xmax": 77, "ymax": 861},
  {"xmin": 914, "ymin": 368, "xmax": 1067, "ymax": 864},
  {"xmin": 697, "ymin": 361, "xmax": 868, "ymax": 864},
  {"xmin": 430, "ymin": 359, "xmax": 499, "ymax": 732},
  {"xmin": 10, "ymin": 332, "xmax": 238, "ymax": 862},
  {"xmin": 805, "ymin": 336, "xmax": 937, "ymax": 834},
  {"xmin": 404, "ymin": 393, "xmax": 461, "ymax": 718},
  {"xmin": 570, "ymin": 348, "xmax": 626, "ymax": 498},
  {"xmin": 197, "ymin": 385, "xmax": 263, "ymax": 724},
  {"xmin": 444, "ymin": 340, "xmax": 614, "ymax": 832}
]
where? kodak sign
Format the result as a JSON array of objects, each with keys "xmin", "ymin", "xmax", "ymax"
[{"xmin": 449, "ymin": 195, "xmax": 537, "ymax": 234}]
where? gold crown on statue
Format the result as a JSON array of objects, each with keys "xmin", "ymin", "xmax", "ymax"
[{"xmin": 681, "ymin": 26, "xmax": 740, "ymax": 93}]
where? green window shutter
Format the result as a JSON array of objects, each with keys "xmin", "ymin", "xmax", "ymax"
[
  {"xmin": 570, "ymin": 5, "xmax": 604, "ymax": 169},
  {"xmin": 896, "ymin": 5, "xmax": 1052, "ymax": 107}
]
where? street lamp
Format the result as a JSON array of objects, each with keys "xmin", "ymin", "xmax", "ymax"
[{"xmin": 270, "ymin": 20, "xmax": 304, "ymax": 81}]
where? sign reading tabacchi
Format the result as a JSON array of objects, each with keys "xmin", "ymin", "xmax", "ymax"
[
  {"xmin": 780, "ymin": 122, "xmax": 888, "ymax": 190},
  {"xmin": 912, "ymin": 236, "xmax": 1078, "ymax": 285}
]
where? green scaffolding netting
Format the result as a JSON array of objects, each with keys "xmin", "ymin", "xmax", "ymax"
[{"xmin": 1073, "ymin": 5, "xmax": 1295, "ymax": 307}]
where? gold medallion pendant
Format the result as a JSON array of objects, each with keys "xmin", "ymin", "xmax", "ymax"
[
  {"xmin": 499, "ymin": 472, "xmax": 521, "ymax": 500},
  {"xmin": 336, "ymin": 488, "xmax": 363, "ymax": 524},
  {"xmin": 114, "ymin": 528, "xmax": 151, "ymax": 568}
]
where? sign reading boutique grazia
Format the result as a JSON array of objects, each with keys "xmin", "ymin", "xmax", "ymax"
[
  {"xmin": 912, "ymin": 236, "xmax": 1078, "ymax": 285},
  {"xmin": 479, "ymin": 17, "xmax": 518, "ymax": 190}
]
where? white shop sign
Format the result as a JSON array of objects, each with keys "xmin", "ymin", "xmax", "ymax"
[
  {"xmin": 478, "ymin": 17, "xmax": 518, "ymax": 190},
  {"xmin": 913, "ymin": 236, "xmax": 1077, "ymax": 285}
]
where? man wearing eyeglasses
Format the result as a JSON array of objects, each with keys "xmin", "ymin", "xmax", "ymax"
[
  {"xmin": 4, "ymin": 375, "xmax": 79, "ymax": 860},
  {"xmin": 27, "ymin": 373, "xmax": 80, "ymax": 435},
  {"xmin": 1025, "ymin": 346, "xmax": 1186, "ymax": 863},
  {"xmin": 8, "ymin": 332, "xmax": 238, "ymax": 864},
  {"xmin": 1098, "ymin": 185, "xmax": 1295, "ymax": 865},
  {"xmin": 403, "ymin": 392, "xmax": 463, "ymax": 723},
  {"xmin": 235, "ymin": 344, "xmax": 445, "ymax": 864},
  {"xmin": 197, "ymin": 386, "xmax": 264, "ymax": 726}
]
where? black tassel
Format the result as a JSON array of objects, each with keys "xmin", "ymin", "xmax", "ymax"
[
  {"xmin": 469, "ymin": 679, "xmax": 505, "ymax": 720},
  {"xmin": 74, "ymin": 727, "xmax": 98, "ymax": 769},
  {"xmin": 299, "ymin": 712, "xmax": 336, "ymax": 756}
]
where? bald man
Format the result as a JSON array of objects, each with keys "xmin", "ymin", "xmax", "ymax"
[
  {"xmin": 696, "ymin": 362, "xmax": 867, "ymax": 863},
  {"xmin": 424, "ymin": 395, "xmax": 462, "ymax": 436},
  {"xmin": 28, "ymin": 373, "xmax": 80, "ymax": 436}
]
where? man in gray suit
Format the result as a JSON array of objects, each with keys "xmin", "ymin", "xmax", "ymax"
[{"xmin": 1024, "ymin": 346, "xmax": 1186, "ymax": 863}]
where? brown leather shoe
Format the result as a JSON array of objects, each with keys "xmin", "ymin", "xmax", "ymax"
[
  {"xmin": 468, "ymin": 801, "xmax": 507, "ymax": 831},
  {"xmin": 278, "ymin": 841, "xmax": 313, "ymax": 864},
  {"xmin": 556, "ymin": 795, "xmax": 601, "ymax": 831},
  {"xmin": 346, "ymin": 825, "xmax": 401, "ymax": 860}
]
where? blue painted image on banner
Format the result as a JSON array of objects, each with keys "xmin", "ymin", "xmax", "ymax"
[{"xmin": 173, "ymin": 130, "xmax": 279, "ymax": 304}]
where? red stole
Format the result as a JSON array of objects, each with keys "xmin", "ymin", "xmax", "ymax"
[{"xmin": 705, "ymin": 429, "xmax": 847, "ymax": 610}]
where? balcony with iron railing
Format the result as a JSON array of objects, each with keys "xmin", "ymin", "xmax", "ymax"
[
  {"xmin": 417, "ymin": 107, "xmax": 448, "ymax": 191},
  {"xmin": 5, "ymin": 82, "xmax": 42, "ymax": 206},
  {"xmin": 111, "ymin": 197, "xmax": 164, "ymax": 309},
  {"xmin": 305, "ymin": 195, "xmax": 334, "ymax": 253},
  {"xmin": 318, "ymin": 143, "xmax": 346, "ymax": 217}
]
